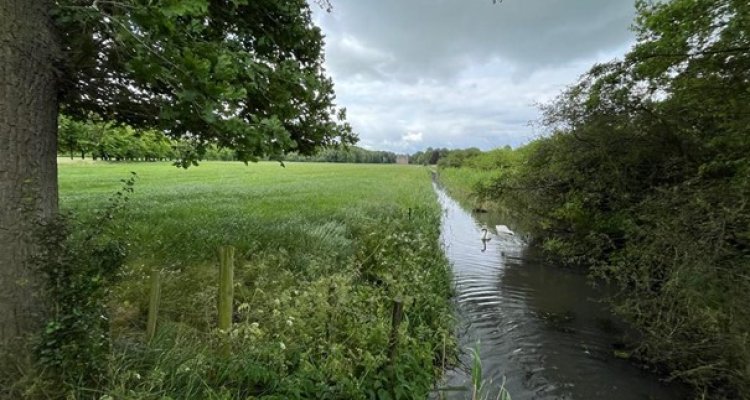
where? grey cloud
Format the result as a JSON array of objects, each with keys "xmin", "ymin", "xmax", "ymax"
[
  {"xmin": 319, "ymin": 0, "xmax": 634, "ymax": 81},
  {"xmin": 312, "ymin": 1, "xmax": 636, "ymax": 153},
  {"xmin": 333, "ymin": 69, "xmax": 553, "ymax": 152}
]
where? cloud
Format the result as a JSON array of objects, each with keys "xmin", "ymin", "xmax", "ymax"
[
  {"xmin": 319, "ymin": 0, "xmax": 634, "ymax": 81},
  {"xmin": 313, "ymin": 0, "xmax": 636, "ymax": 152},
  {"xmin": 402, "ymin": 131, "xmax": 424, "ymax": 143}
]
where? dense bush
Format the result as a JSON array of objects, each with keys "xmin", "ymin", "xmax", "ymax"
[{"xmin": 409, "ymin": 148, "xmax": 450, "ymax": 165}]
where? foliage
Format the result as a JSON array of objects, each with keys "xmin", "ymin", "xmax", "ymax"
[
  {"xmin": 43, "ymin": 162, "xmax": 456, "ymax": 399},
  {"xmin": 438, "ymin": 0, "xmax": 750, "ymax": 397},
  {"xmin": 409, "ymin": 148, "xmax": 450, "ymax": 165},
  {"xmin": 436, "ymin": 146, "xmax": 527, "ymax": 214},
  {"xmin": 24, "ymin": 173, "xmax": 137, "ymax": 395},
  {"xmin": 285, "ymin": 146, "xmax": 398, "ymax": 164},
  {"xmin": 58, "ymin": 114, "xmax": 244, "ymax": 162},
  {"xmin": 58, "ymin": 116, "xmax": 399, "ymax": 164},
  {"xmin": 436, "ymin": 148, "xmax": 482, "ymax": 169},
  {"xmin": 437, "ymin": 167, "xmax": 503, "ymax": 212},
  {"xmin": 53, "ymin": 0, "xmax": 355, "ymax": 166},
  {"xmin": 58, "ymin": 115, "xmax": 178, "ymax": 161}
]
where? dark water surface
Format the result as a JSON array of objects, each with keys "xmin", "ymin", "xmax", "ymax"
[{"xmin": 434, "ymin": 184, "xmax": 688, "ymax": 400}]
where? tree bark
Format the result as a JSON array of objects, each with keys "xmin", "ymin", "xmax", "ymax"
[{"xmin": 0, "ymin": 0, "xmax": 59, "ymax": 344}]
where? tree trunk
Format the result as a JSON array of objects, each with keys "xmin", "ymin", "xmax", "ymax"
[{"xmin": 0, "ymin": 0, "xmax": 59, "ymax": 345}]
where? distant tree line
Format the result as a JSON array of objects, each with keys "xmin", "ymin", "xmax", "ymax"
[
  {"xmin": 408, "ymin": 147, "xmax": 450, "ymax": 165},
  {"xmin": 57, "ymin": 115, "xmax": 237, "ymax": 162},
  {"xmin": 408, "ymin": 146, "xmax": 518, "ymax": 168},
  {"xmin": 58, "ymin": 116, "xmax": 398, "ymax": 164},
  {"xmin": 284, "ymin": 146, "xmax": 398, "ymax": 163}
]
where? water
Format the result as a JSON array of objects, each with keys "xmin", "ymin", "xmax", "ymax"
[{"xmin": 434, "ymin": 184, "xmax": 687, "ymax": 400}]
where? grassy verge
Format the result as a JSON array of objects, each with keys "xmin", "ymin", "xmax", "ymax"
[
  {"xmin": 437, "ymin": 167, "xmax": 505, "ymax": 213},
  {"xmin": 53, "ymin": 161, "xmax": 455, "ymax": 399}
]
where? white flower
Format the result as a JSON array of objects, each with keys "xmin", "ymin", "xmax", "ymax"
[{"xmin": 279, "ymin": 342, "xmax": 286, "ymax": 350}]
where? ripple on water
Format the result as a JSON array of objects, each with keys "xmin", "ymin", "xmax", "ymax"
[{"xmin": 433, "ymin": 184, "xmax": 688, "ymax": 400}]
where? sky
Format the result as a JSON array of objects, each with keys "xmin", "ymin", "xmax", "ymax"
[{"xmin": 312, "ymin": 0, "xmax": 637, "ymax": 154}]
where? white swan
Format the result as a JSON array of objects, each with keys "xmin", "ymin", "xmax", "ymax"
[
  {"xmin": 481, "ymin": 228, "xmax": 491, "ymax": 241},
  {"xmin": 496, "ymin": 224, "xmax": 514, "ymax": 235}
]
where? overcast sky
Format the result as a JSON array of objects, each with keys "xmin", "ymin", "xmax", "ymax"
[{"xmin": 312, "ymin": 0, "xmax": 637, "ymax": 153}]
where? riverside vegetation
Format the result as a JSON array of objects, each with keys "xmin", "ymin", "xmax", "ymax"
[
  {"xmin": 3, "ymin": 161, "xmax": 455, "ymax": 399},
  {"xmin": 435, "ymin": 0, "xmax": 750, "ymax": 398}
]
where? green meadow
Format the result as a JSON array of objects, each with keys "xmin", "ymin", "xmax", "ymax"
[
  {"xmin": 55, "ymin": 160, "xmax": 455, "ymax": 399},
  {"xmin": 60, "ymin": 161, "xmax": 437, "ymax": 265}
]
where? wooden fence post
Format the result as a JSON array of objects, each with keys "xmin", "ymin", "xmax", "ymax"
[
  {"xmin": 146, "ymin": 269, "xmax": 162, "ymax": 343},
  {"xmin": 387, "ymin": 298, "xmax": 404, "ymax": 395},
  {"xmin": 218, "ymin": 245, "xmax": 235, "ymax": 355},
  {"xmin": 326, "ymin": 283, "xmax": 336, "ymax": 341},
  {"xmin": 387, "ymin": 299, "xmax": 404, "ymax": 362}
]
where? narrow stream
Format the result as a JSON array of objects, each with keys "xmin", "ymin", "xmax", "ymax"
[{"xmin": 434, "ymin": 183, "xmax": 687, "ymax": 400}]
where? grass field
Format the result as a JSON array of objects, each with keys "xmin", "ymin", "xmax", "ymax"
[
  {"xmin": 53, "ymin": 160, "xmax": 455, "ymax": 399},
  {"xmin": 60, "ymin": 160, "xmax": 437, "ymax": 266}
]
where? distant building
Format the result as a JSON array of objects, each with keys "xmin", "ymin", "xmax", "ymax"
[{"xmin": 396, "ymin": 155, "xmax": 409, "ymax": 164}]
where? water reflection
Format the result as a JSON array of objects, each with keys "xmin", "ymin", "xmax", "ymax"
[{"xmin": 434, "ymin": 184, "xmax": 687, "ymax": 400}]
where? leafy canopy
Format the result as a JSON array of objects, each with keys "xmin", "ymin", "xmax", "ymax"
[{"xmin": 53, "ymin": 0, "xmax": 355, "ymax": 166}]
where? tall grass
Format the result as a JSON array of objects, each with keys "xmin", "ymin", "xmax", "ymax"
[
  {"xmin": 49, "ymin": 160, "xmax": 456, "ymax": 399},
  {"xmin": 436, "ymin": 168, "xmax": 500, "ymax": 211}
]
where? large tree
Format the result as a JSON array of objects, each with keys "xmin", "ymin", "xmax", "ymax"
[{"xmin": 0, "ymin": 0, "xmax": 353, "ymax": 345}]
